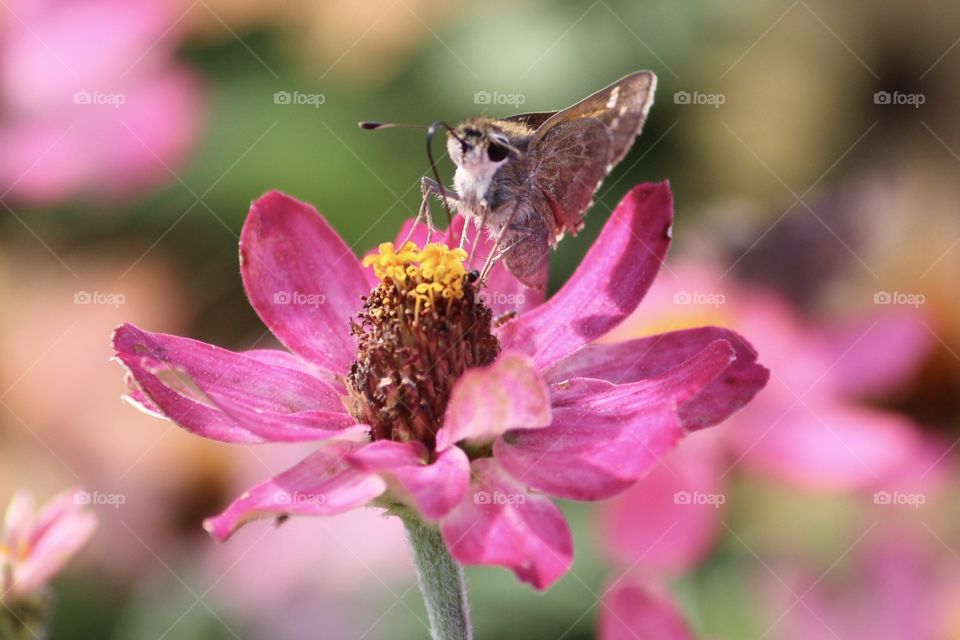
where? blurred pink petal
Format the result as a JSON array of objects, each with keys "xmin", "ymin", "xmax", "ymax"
[
  {"xmin": 204, "ymin": 443, "xmax": 388, "ymax": 542},
  {"xmin": 0, "ymin": 0, "xmax": 202, "ymax": 204},
  {"xmin": 599, "ymin": 429, "xmax": 727, "ymax": 575},
  {"xmin": 240, "ymin": 191, "xmax": 367, "ymax": 372},
  {"xmin": 599, "ymin": 581, "xmax": 696, "ymax": 640},
  {"xmin": 730, "ymin": 396, "xmax": 924, "ymax": 492},
  {"xmin": 1, "ymin": 488, "xmax": 97, "ymax": 599},
  {"xmin": 436, "ymin": 352, "xmax": 552, "ymax": 452},
  {"xmin": 499, "ymin": 182, "xmax": 674, "ymax": 370},
  {"xmin": 440, "ymin": 458, "xmax": 572, "ymax": 590},
  {"xmin": 823, "ymin": 308, "xmax": 933, "ymax": 398}
]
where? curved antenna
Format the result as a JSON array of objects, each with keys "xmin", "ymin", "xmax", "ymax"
[{"xmin": 426, "ymin": 121, "xmax": 461, "ymax": 229}]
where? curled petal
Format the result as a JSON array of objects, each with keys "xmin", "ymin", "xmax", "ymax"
[
  {"xmin": 346, "ymin": 440, "xmax": 470, "ymax": 520},
  {"xmin": 496, "ymin": 341, "xmax": 736, "ymax": 500},
  {"xmin": 436, "ymin": 352, "xmax": 551, "ymax": 452},
  {"xmin": 114, "ymin": 323, "xmax": 358, "ymax": 443},
  {"xmin": 240, "ymin": 191, "xmax": 368, "ymax": 373},
  {"xmin": 441, "ymin": 459, "xmax": 573, "ymax": 590},
  {"xmin": 599, "ymin": 581, "xmax": 696, "ymax": 640},
  {"xmin": 204, "ymin": 443, "xmax": 387, "ymax": 541},
  {"xmin": 547, "ymin": 327, "xmax": 769, "ymax": 430},
  {"xmin": 499, "ymin": 182, "xmax": 674, "ymax": 370}
]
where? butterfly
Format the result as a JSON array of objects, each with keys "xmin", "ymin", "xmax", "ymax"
[{"xmin": 432, "ymin": 70, "xmax": 658, "ymax": 291}]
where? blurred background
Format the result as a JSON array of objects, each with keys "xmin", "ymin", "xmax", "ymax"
[{"xmin": 1, "ymin": 0, "xmax": 959, "ymax": 638}]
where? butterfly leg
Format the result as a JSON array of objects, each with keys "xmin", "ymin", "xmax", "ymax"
[{"xmin": 404, "ymin": 177, "xmax": 462, "ymax": 246}]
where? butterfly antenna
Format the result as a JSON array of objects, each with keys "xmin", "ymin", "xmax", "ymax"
[{"xmin": 426, "ymin": 121, "xmax": 462, "ymax": 231}]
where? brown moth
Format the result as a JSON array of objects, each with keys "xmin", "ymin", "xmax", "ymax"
[{"xmin": 429, "ymin": 70, "xmax": 657, "ymax": 291}]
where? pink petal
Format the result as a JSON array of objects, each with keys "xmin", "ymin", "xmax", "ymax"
[
  {"xmin": 729, "ymin": 396, "xmax": 923, "ymax": 492},
  {"xmin": 823, "ymin": 308, "xmax": 932, "ymax": 398},
  {"xmin": 547, "ymin": 327, "xmax": 770, "ymax": 431},
  {"xmin": 599, "ymin": 581, "xmax": 696, "ymax": 640},
  {"xmin": 15, "ymin": 507, "xmax": 96, "ymax": 597},
  {"xmin": 496, "ymin": 341, "xmax": 735, "ymax": 500},
  {"xmin": 599, "ymin": 429, "xmax": 727, "ymax": 576},
  {"xmin": 498, "ymin": 182, "xmax": 674, "ymax": 370},
  {"xmin": 495, "ymin": 402, "xmax": 682, "ymax": 501},
  {"xmin": 441, "ymin": 458, "xmax": 573, "ymax": 590},
  {"xmin": 435, "ymin": 352, "xmax": 552, "ymax": 452},
  {"xmin": 203, "ymin": 442, "xmax": 387, "ymax": 542},
  {"xmin": 240, "ymin": 191, "xmax": 368, "ymax": 373},
  {"xmin": 114, "ymin": 323, "xmax": 359, "ymax": 443},
  {"xmin": 345, "ymin": 440, "xmax": 470, "ymax": 520}
]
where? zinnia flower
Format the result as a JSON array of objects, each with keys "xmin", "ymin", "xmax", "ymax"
[
  {"xmin": 1, "ymin": 488, "xmax": 97, "ymax": 602},
  {"xmin": 113, "ymin": 182, "xmax": 768, "ymax": 589}
]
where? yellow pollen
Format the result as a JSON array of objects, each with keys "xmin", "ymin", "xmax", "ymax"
[{"xmin": 363, "ymin": 242, "xmax": 468, "ymax": 314}]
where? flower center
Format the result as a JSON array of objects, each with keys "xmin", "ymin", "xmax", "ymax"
[{"xmin": 347, "ymin": 241, "xmax": 500, "ymax": 449}]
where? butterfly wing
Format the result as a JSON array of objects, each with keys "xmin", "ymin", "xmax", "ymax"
[
  {"xmin": 501, "ymin": 111, "xmax": 557, "ymax": 130},
  {"xmin": 531, "ymin": 70, "xmax": 656, "ymax": 166},
  {"xmin": 528, "ymin": 117, "xmax": 613, "ymax": 238}
]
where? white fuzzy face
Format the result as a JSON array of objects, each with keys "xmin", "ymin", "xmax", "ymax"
[{"xmin": 447, "ymin": 131, "xmax": 511, "ymax": 210}]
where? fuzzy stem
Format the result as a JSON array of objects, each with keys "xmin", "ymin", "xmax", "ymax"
[{"xmin": 403, "ymin": 519, "xmax": 472, "ymax": 640}]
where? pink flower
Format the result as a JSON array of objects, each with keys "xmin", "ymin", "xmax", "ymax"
[
  {"xmin": 599, "ymin": 580, "xmax": 695, "ymax": 640},
  {"xmin": 598, "ymin": 260, "xmax": 934, "ymax": 576},
  {"xmin": 0, "ymin": 0, "xmax": 202, "ymax": 205},
  {"xmin": 113, "ymin": 183, "xmax": 768, "ymax": 589},
  {"xmin": 1, "ymin": 488, "xmax": 97, "ymax": 601}
]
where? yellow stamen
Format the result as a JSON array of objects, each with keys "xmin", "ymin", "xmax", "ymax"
[{"xmin": 363, "ymin": 241, "xmax": 468, "ymax": 311}]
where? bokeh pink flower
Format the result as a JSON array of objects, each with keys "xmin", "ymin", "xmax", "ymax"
[
  {"xmin": 0, "ymin": 0, "xmax": 202, "ymax": 205},
  {"xmin": 1, "ymin": 488, "xmax": 96, "ymax": 602}
]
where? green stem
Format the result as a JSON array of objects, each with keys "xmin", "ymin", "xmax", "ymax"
[{"xmin": 403, "ymin": 519, "xmax": 472, "ymax": 640}]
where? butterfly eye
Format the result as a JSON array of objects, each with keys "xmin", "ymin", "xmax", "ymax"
[{"xmin": 487, "ymin": 142, "xmax": 510, "ymax": 162}]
